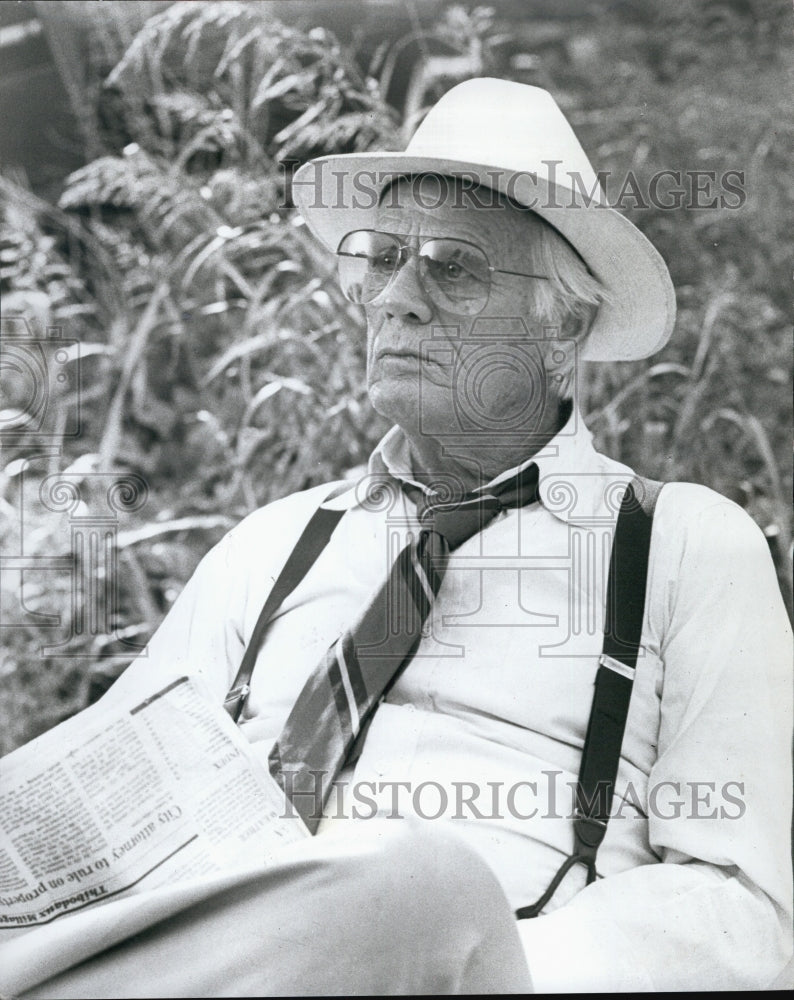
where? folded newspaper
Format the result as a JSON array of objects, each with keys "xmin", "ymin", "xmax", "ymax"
[{"xmin": 0, "ymin": 674, "xmax": 307, "ymax": 932}]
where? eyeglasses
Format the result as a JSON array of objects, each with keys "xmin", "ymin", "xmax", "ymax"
[{"xmin": 336, "ymin": 229, "xmax": 548, "ymax": 316}]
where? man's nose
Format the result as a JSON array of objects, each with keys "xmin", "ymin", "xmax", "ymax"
[{"xmin": 378, "ymin": 254, "xmax": 433, "ymax": 324}]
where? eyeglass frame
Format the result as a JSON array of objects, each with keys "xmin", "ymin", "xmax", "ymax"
[{"xmin": 334, "ymin": 229, "xmax": 550, "ymax": 312}]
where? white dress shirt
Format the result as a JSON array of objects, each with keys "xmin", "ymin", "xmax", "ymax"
[{"xmin": 110, "ymin": 407, "xmax": 793, "ymax": 992}]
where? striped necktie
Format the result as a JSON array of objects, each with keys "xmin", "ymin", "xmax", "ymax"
[{"xmin": 268, "ymin": 461, "xmax": 541, "ymax": 832}]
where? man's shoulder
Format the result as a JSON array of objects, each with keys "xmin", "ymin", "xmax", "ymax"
[
  {"xmin": 653, "ymin": 480, "xmax": 767, "ymax": 546},
  {"xmin": 640, "ymin": 481, "xmax": 790, "ymax": 660},
  {"xmin": 649, "ymin": 480, "xmax": 778, "ymax": 595},
  {"xmin": 186, "ymin": 478, "xmax": 354, "ymax": 607},
  {"xmin": 228, "ymin": 479, "xmax": 351, "ymax": 549}
]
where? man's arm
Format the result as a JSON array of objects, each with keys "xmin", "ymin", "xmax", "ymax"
[{"xmin": 518, "ymin": 486, "xmax": 793, "ymax": 991}]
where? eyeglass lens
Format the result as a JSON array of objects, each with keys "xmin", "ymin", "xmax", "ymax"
[{"xmin": 337, "ymin": 231, "xmax": 491, "ymax": 315}]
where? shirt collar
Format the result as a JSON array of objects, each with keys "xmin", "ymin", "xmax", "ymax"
[{"xmin": 325, "ymin": 405, "xmax": 635, "ymax": 526}]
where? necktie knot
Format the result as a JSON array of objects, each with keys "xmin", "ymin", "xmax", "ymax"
[{"xmin": 408, "ymin": 462, "xmax": 540, "ymax": 550}]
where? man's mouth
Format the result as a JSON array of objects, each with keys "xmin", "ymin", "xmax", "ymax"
[{"xmin": 374, "ymin": 348, "xmax": 423, "ymax": 364}]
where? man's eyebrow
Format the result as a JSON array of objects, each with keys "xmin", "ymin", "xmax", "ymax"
[{"xmin": 372, "ymin": 213, "xmax": 511, "ymax": 255}]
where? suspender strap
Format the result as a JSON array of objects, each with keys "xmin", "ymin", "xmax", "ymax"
[
  {"xmin": 516, "ymin": 476, "xmax": 663, "ymax": 920},
  {"xmin": 601, "ymin": 477, "xmax": 664, "ymax": 667},
  {"xmin": 223, "ymin": 486, "xmax": 349, "ymax": 722},
  {"xmin": 575, "ymin": 476, "xmax": 663, "ymax": 847}
]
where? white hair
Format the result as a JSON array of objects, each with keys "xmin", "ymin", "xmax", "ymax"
[{"xmin": 516, "ymin": 209, "xmax": 607, "ymax": 342}]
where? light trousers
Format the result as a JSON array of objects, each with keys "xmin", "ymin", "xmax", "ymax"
[{"xmin": 4, "ymin": 821, "xmax": 533, "ymax": 998}]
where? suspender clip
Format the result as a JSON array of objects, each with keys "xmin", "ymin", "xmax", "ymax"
[
  {"xmin": 223, "ymin": 683, "xmax": 251, "ymax": 722},
  {"xmin": 573, "ymin": 811, "xmax": 608, "ymax": 856},
  {"xmin": 598, "ymin": 653, "xmax": 635, "ymax": 680}
]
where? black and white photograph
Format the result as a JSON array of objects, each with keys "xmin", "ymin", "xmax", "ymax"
[{"xmin": 0, "ymin": 1, "xmax": 792, "ymax": 994}]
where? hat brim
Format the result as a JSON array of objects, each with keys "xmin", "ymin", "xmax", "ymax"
[{"xmin": 292, "ymin": 153, "xmax": 676, "ymax": 362}]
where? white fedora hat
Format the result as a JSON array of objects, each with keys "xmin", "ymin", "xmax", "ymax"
[{"xmin": 291, "ymin": 78, "xmax": 676, "ymax": 362}]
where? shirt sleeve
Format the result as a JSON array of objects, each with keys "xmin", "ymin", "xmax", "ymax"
[{"xmin": 518, "ymin": 485, "xmax": 793, "ymax": 991}]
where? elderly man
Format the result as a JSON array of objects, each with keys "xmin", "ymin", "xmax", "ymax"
[{"xmin": 3, "ymin": 79, "xmax": 792, "ymax": 996}]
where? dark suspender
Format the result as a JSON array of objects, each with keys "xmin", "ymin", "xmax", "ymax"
[
  {"xmin": 223, "ymin": 485, "xmax": 349, "ymax": 722},
  {"xmin": 515, "ymin": 475, "xmax": 664, "ymax": 919},
  {"xmin": 224, "ymin": 475, "xmax": 664, "ymax": 914}
]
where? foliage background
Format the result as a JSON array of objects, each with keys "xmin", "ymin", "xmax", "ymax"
[{"xmin": 1, "ymin": 0, "xmax": 791, "ymax": 754}]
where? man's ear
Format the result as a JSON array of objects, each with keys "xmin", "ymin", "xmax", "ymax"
[
  {"xmin": 548, "ymin": 304, "xmax": 595, "ymax": 376},
  {"xmin": 561, "ymin": 301, "xmax": 598, "ymax": 346}
]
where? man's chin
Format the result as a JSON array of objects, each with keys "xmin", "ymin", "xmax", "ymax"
[{"xmin": 368, "ymin": 377, "xmax": 420, "ymax": 426}]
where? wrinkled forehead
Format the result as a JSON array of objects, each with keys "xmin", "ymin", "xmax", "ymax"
[{"xmin": 375, "ymin": 174, "xmax": 542, "ymax": 246}]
